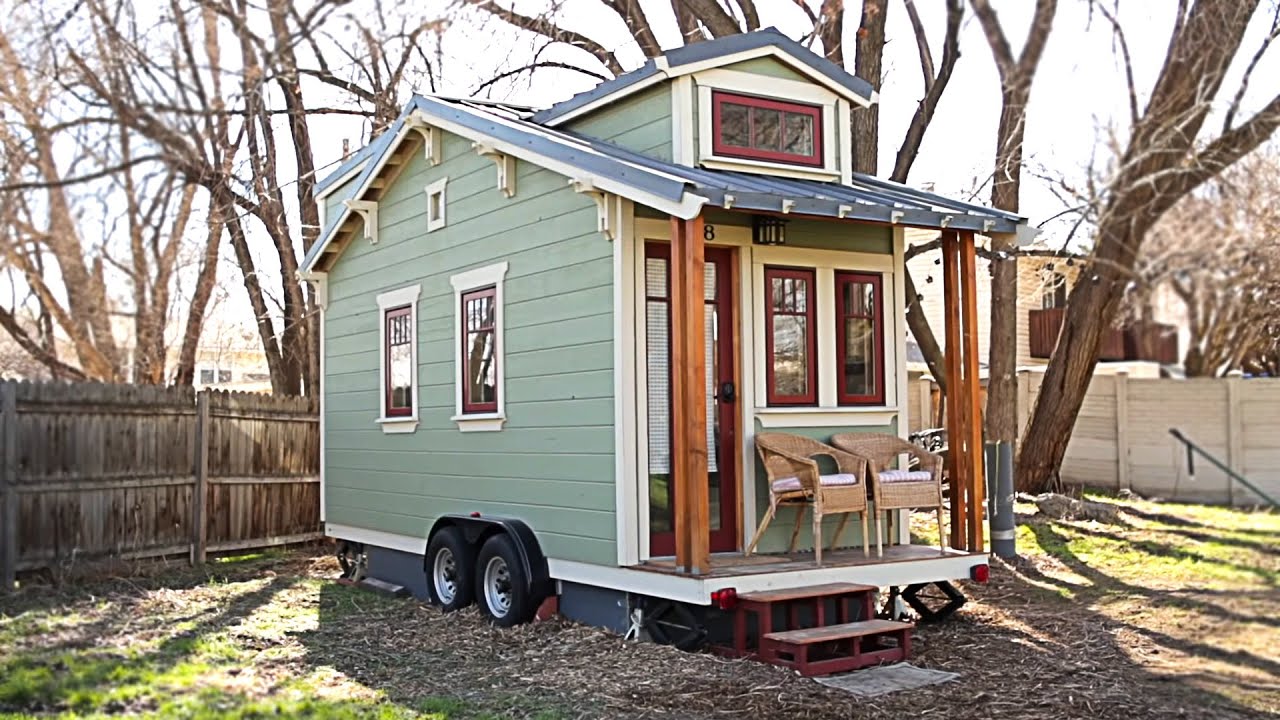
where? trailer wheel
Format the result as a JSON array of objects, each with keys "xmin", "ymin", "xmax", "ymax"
[
  {"xmin": 643, "ymin": 600, "xmax": 707, "ymax": 651},
  {"xmin": 474, "ymin": 534, "xmax": 537, "ymax": 627},
  {"xmin": 426, "ymin": 527, "xmax": 474, "ymax": 611}
]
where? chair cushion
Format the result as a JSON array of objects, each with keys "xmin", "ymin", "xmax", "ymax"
[
  {"xmin": 879, "ymin": 469, "xmax": 934, "ymax": 484},
  {"xmin": 771, "ymin": 473, "xmax": 859, "ymax": 493}
]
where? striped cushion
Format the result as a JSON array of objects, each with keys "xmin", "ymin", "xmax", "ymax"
[
  {"xmin": 771, "ymin": 473, "xmax": 859, "ymax": 493},
  {"xmin": 879, "ymin": 470, "xmax": 934, "ymax": 484}
]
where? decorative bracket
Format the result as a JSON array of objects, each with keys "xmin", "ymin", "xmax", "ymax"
[
  {"xmin": 890, "ymin": 210, "xmax": 905, "ymax": 224},
  {"xmin": 570, "ymin": 178, "xmax": 613, "ymax": 240},
  {"xmin": 982, "ymin": 219, "xmax": 996, "ymax": 233},
  {"xmin": 298, "ymin": 271, "xmax": 329, "ymax": 310},
  {"xmin": 722, "ymin": 194, "xmax": 736, "ymax": 209},
  {"xmin": 405, "ymin": 113, "xmax": 442, "ymax": 166},
  {"xmin": 343, "ymin": 199, "xmax": 379, "ymax": 245},
  {"xmin": 837, "ymin": 204, "xmax": 853, "ymax": 219},
  {"xmin": 780, "ymin": 199, "xmax": 796, "ymax": 214},
  {"xmin": 473, "ymin": 143, "xmax": 516, "ymax": 198},
  {"xmin": 940, "ymin": 214, "xmax": 954, "ymax": 228}
]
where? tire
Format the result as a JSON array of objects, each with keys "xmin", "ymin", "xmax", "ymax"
[
  {"xmin": 643, "ymin": 600, "xmax": 707, "ymax": 651},
  {"xmin": 425, "ymin": 527, "xmax": 475, "ymax": 611},
  {"xmin": 474, "ymin": 534, "xmax": 538, "ymax": 627}
]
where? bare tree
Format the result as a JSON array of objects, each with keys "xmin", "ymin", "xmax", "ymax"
[
  {"xmin": 1135, "ymin": 148, "xmax": 1280, "ymax": 378},
  {"xmin": 1019, "ymin": 0, "xmax": 1280, "ymax": 492},
  {"xmin": 969, "ymin": 0, "xmax": 1057, "ymax": 451}
]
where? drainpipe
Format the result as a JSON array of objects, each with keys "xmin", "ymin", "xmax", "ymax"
[{"xmin": 987, "ymin": 441, "xmax": 1016, "ymax": 558}]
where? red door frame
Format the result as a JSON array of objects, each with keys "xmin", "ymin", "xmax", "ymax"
[{"xmin": 647, "ymin": 242, "xmax": 739, "ymax": 557}]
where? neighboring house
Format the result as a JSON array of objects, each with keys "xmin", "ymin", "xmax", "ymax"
[
  {"xmin": 300, "ymin": 29, "xmax": 1023, "ymax": 640},
  {"xmin": 191, "ymin": 347, "xmax": 272, "ymax": 392},
  {"xmin": 906, "ymin": 229, "xmax": 1181, "ymax": 375}
]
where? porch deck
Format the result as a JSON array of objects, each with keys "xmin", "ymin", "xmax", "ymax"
[{"xmin": 638, "ymin": 544, "xmax": 971, "ymax": 579}]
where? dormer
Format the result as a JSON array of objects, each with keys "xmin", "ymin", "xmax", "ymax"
[{"xmin": 537, "ymin": 28, "xmax": 876, "ymax": 184}]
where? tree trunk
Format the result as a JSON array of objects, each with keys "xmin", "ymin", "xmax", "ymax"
[
  {"xmin": 850, "ymin": 0, "xmax": 887, "ymax": 175},
  {"xmin": 175, "ymin": 211, "xmax": 224, "ymax": 386}
]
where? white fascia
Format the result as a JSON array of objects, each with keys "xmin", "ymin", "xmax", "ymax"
[{"xmin": 407, "ymin": 108, "xmax": 708, "ymax": 220}]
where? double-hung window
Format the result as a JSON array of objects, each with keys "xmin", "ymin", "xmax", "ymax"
[
  {"xmin": 450, "ymin": 262, "xmax": 508, "ymax": 431},
  {"xmin": 375, "ymin": 284, "xmax": 421, "ymax": 433},
  {"xmin": 461, "ymin": 287, "xmax": 498, "ymax": 413},
  {"xmin": 835, "ymin": 272, "xmax": 884, "ymax": 406},
  {"xmin": 764, "ymin": 267, "xmax": 817, "ymax": 405}
]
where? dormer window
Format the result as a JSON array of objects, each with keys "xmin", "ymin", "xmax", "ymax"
[{"xmin": 711, "ymin": 91, "xmax": 822, "ymax": 167}]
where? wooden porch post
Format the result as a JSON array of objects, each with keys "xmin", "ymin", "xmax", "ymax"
[
  {"xmin": 940, "ymin": 230, "xmax": 968, "ymax": 550},
  {"xmin": 959, "ymin": 231, "xmax": 986, "ymax": 551},
  {"xmin": 669, "ymin": 216, "xmax": 710, "ymax": 575},
  {"xmin": 940, "ymin": 230, "xmax": 988, "ymax": 553}
]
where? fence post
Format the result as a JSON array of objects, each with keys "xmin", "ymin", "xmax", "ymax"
[
  {"xmin": 1, "ymin": 382, "xmax": 16, "ymax": 592},
  {"xmin": 1226, "ymin": 372, "xmax": 1243, "ymax": 506},
  {"xmin": 191, "ymin": 391, "xmax": 210, "ymax": 566},
  {"xmin": 1115, "ymin": 372, "xmax": 1130, "ymax": 492}
]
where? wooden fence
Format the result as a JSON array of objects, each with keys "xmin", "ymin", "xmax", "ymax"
[{"xmin": 0, "ymin": 380, "xmax": 320, "ymax": 589}]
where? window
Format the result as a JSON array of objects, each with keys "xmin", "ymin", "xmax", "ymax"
[
  {"xmin": 461, "ymin": 287, "xmax": 498, "ymax": 413},
  {"xmin": 836, "ymin": 272, "xmax": 884, "ymax": 405},
  {"xmin": 199, "ymin": 368, "xmax": 215, "ymax": 385},
  {"xmin": 375, "ymin": 284, "xmax": 420, "ymax": 433},
  {"xmin": 450, "ymin": 262, "xmax": 508, "ymax": 431},
  {"xmin": 217, "ymin": 369, "xmax": 233, "ymax": 384},
  {"xmin": 384, "ymin": 306, "xmax": 414, "ymax": 417},
  {"xmin": 425, "ymin": 177, "xmax": 447, "ymax": 232},
  {"xmin": 764, "ymin": 267, "xmax": 817, "ymax": 405},
  {"xmin": 711, "ymin": 91, "xmax": 822, "ymax": 167}
]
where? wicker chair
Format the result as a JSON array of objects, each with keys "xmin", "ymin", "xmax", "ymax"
[
  {"xmin": 748, "ymin": 433, "xmax": 870, "ymax": 565},
  {"xmin": 829, "ymin": 433, "xmax": 946, "ymax": 557}
]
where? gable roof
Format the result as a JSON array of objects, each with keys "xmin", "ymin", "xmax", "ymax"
[
  {"xmin": 533, "ymin": 27, "xmax": 877, "ymax": 127},
  {"xmin": 301, "ymin": 91, "xmax": 1027, "ymax": 275}
]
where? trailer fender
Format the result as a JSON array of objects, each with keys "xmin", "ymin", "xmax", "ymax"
[{"xmin": 427, "ymin": 515, "xmax": 552, "ymax": 598}]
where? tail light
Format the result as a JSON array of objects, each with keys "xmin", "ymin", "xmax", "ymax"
[
  {"xmin": 970, "ymin": 564, "xmax": 990, "ymax": 583},
  {"xmin": 711, "ymin": 587, "xmax": 738, "ymax": 610}
]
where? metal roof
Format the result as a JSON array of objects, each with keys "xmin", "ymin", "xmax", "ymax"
[
  {"xmin": 303, "ymin": 91, "xmax": 1025, "ymax": 273},
  {"xmin": 533, "ymin": 27, "xmax": 876, "ymax": 125}
]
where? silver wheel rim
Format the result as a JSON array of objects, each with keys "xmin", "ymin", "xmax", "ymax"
[
  {"xmin": 433, "ymin": 547, "xmax": 457, "ymax": 604},
  {"xmin": 483, "ymin": 555, "xmax": 513, "ymax": 618}
]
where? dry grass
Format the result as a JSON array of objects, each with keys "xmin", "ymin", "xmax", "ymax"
[{"xmin": 0, "ymin": 494, "xmax": 1275, "ymax": 719}]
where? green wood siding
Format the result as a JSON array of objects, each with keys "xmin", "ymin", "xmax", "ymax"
[
  {"xmin": 322, "ymin": 174, "xmax": 362, "ymax": 230},
  {"xmin": 722, "ymin": 57, "xmax": 809, "ymax": 82},
  {"xmin": 750, "ymin": 420, "xmax": 898, "ymax": 553},
  {"xmin": 324, "ymin": 132, "xmax": 617, "ymax": 566},
  {"xmin": 564, "ymin": 84, "xmax": 672, "ymax": 161}
]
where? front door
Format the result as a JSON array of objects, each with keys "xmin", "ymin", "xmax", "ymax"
[{"xmin": 646, "ymin": 242, "xmax": 738, "ymax": 557}]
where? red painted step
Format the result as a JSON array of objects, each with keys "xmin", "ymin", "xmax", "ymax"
[{"xmin": 760, "ymin": 619, "xmax": 912, "ymax": 676}]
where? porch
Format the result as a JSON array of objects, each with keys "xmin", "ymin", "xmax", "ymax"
[{"xmin": 638, "ymin": 544, "xmax": 973, "ymax": 579}]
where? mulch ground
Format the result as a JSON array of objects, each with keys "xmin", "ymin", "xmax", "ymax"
[{"xmin": 2, "ymin": 497, "xmax": 1276, "ymax": 719}]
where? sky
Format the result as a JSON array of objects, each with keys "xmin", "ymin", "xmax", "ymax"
[{"xmin": 312, "ymin": 0, "xmax": 1280, "ymax": 251}]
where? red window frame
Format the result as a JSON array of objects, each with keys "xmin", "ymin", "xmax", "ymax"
[
  {"xmin": 710, "ymin": 91, "xmax": 823, "ymax": 167},
  {"xmin": 384, "ymin": 305, "xmax": 414, "ymax": 417},
  {"xmin": 835, "ymin": 271, "xmax": 885, "ymax": 406},
  {"xmin": 764, "ymin": 266, "xmax": 818, "ymax": 406},
  {"xmin": 461, "ymin": 286, "xmax": 498, "ymax": 414}
]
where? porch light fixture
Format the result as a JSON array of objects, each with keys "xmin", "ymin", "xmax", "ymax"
[{"xmin": 753, "ymin": 216, "xmax": 788, "ymax": 246}]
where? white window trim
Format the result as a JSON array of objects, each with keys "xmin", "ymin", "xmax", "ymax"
[
  {"xmin": 693, "ymin": 69, "xmax": 840, "ymax": 180},
  {"xmin": 376, "ymin": 284, "xmax": 421, "ymax": 434},
  {"xmin": 450, "ymin": 262, "xmax": 509, "ymax": 432},
  {"xmin": 425, "ymin": 177, "xmax": 448, "ymax": 232},
  {"xmin": 752, "ymin": 245, "xmax": 898, "ymax": 411}
]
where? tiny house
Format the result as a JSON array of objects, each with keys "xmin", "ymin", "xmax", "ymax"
[{"xmin": 301, "ymin": 28, "xmax": 1021, "ymax": 659}]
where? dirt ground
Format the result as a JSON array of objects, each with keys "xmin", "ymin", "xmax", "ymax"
[{"xmin": 0, "ymin": 493, "xmax": 1276, "ymax": 719}]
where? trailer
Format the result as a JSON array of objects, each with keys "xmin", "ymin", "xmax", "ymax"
[{"xmin": 301, "ymin": 28, "xmax": 1015, "ymax": 671}]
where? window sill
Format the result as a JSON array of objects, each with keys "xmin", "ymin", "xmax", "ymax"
[
  {"xmin": 451, "ymin": 413, "xmax": 506, "ymax": 433},
  {"xmin": 699, "ymin": 156, "xmax": 839, "ymax": 182},
  {"xmin": 376, "ymin": 416, "xmax": 419, "ymax": 434},
  {"xmin": 755, "ymin": 406, "xmax": 899, "ymax": 429}
]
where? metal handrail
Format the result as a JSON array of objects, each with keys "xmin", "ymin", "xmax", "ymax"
[{"xmin": 1168, "ymin": 428, "xmax": 1278, "ymax": 509}]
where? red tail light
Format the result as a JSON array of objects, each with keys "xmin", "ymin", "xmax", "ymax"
[
  {"xmin": 970, "ymin": 564, "xmax": 990, "ymax": 583},
  {"xmin": 711, "ymin": 588, "xmax": 738, "ymax": 610},
  {"xmin": 469, "ymin": 511, "xmax": 482, "ymax": 518}
]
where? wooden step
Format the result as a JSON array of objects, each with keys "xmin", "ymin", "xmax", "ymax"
[
  {"xmin": 738, "ymin": 582, "xmax": 877, "ymax": 604},
  {"xmin": 759, "ymin": 619, "xmax": 912, "ymax": 677},
  {"xmin": 763, "ymin": 618, "xmax": 911, "ymax": 644}
]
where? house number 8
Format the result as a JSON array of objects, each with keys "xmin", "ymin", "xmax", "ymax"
[{"xmin": 703, "ymin": 224, "xmax": 716, "ymax": 241}]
